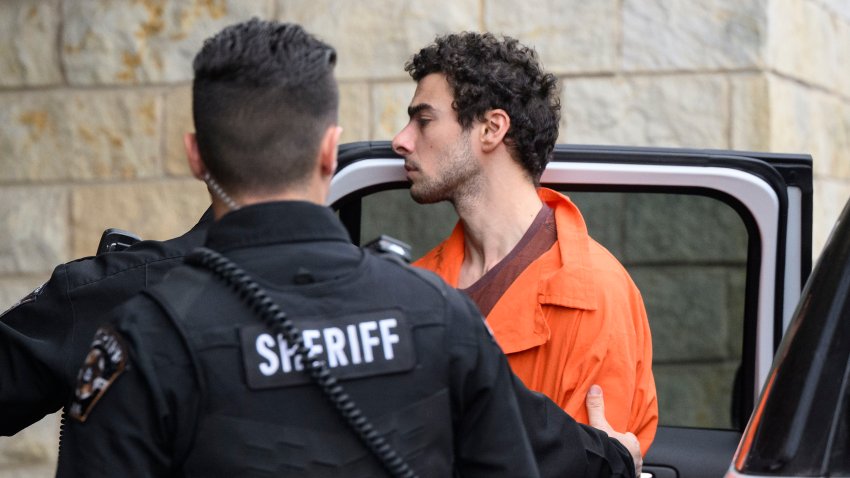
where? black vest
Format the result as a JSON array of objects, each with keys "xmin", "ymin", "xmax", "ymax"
[{"xmin": 145, "ymin": 254, "xmax": 456, "ymax": 477}]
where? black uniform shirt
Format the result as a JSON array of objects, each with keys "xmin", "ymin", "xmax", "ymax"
[
  {"xmin": 56, "ymin": 201, "xmax": 542, "ymax": 477},
  {"xmin": 0, "ymin": 210, "xmax": 211, "ymax": 436}
]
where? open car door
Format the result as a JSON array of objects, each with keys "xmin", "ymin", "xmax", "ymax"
[{"xmin": 329, "ymin": 141, "xmax": 812, "ymax": 478}]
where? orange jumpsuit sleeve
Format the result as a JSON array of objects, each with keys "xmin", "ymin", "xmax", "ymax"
[{"xmin": 541, "ymin": 264, "xmax": 657, "ymax": 456}]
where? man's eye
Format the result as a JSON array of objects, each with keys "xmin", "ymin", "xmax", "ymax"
[{"xmin": 416, "ymin": 118, "xmax": 431, "ymax": 128}]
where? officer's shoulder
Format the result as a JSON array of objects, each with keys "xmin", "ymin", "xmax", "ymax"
[
  {"xmin": 141, "ymin": 262, "xmax": 217, "ymax": 314},
  {"xmin": 363, "ymin": 245, "xmax": 451, "ymax": 298},
  {"xmin": 362, "ymin": 245, "xmax": 481, "ymax": 331},
  {"xmin": 60, "ymin": 218, "xmax": 208, "ymax": 291},
  {"xmin": 63, "ymin": 237, "xmax": 192, "ymax": 291},
  {"xmin": 0, "ymin": 241, "xmax": 186, "ymax": 320}
]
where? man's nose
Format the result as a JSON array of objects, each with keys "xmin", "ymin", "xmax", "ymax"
[{"xmin": 392, "ymin": 123, "xmax": 413, "ymax": 157}]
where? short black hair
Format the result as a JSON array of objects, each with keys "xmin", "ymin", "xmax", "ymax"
[
  {"xmin": 192, "ymin": 19, "xmax": 338, "ymax": 194},
  {"xmin": 406, "ymin": 32, "xmax": 560, "ymax": 182}
]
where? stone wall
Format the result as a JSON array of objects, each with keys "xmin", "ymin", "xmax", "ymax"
[{"xmin": 2, "ymin": 0, "xmax": 849, "ymax": 475}]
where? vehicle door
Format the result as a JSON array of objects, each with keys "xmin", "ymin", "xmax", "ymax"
[
  {"xmin": 329, "ymin": 141, "xmax": 812, "ymax": 478},
  {"xmin": 728, "ymin": 193, "xmax": 850, "ymax": 477}
]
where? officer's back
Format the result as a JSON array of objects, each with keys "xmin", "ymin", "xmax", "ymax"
[
  {"xmin": 56, "ymin": 19, "xmax": 539, "ymax": 477},
  {"xmin": 136, "ymin": 202, "xmax": 534, "ymax": 475}
]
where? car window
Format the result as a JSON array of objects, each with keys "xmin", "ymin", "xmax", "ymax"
[
  {"xmin": 354, "ymin": 186, "xmax": 750, "ymax": 430},
  {"xmin": 360, "ymin": 189, "xmax": 457, "ymax": 260}
]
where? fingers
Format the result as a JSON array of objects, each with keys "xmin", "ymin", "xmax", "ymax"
[
  {"xmin": 624, "ymin": 432, "xmax": 643, "ymax": 475},
  {"xmin": 585, "ymin": 384, "xmax": 611, "ymax": 432},
  {"xmin": 586, "ymin": 385, "xmax": 643, "ymax": 476}
]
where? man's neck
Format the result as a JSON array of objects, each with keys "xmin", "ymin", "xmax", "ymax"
[
  {"xmin": 455, "ymin": 179, "xmax": 543, "ymax": 289},
  {"xmin": 210, "ymin": 182, "xmax": 326, "ymax": 220}
]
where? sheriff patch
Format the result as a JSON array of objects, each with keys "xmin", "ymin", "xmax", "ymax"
[
  {"xmin": 68, "ymin": 327, "xmax": 127, "ymax": 422},
  {"xmin": 240, "ymin": 310, "xmax": 415, "ymax": 389}
]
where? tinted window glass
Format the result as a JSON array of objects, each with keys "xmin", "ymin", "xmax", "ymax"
[{"xmin": 360, "ymin": 189, "xmax": 456, "ymax": 259}]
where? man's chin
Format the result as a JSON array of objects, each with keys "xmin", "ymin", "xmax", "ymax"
[{"xmin": 409, "ymin": 187, "xmax": 442, "ymax": 205}]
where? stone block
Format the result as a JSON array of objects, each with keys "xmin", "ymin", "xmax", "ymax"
[
  {"xmin": 562, "ymin": 75, "xmax": 729, "ymax": 148},
  {"xmin": 278, "ymin": 0, "xmax": 479, "ymax": 80},
  {"xmin": 654, "ymin": 361, "xmax": 739, "ymax": 428},
  {"xmin": 164, "ymin": 85, "xmax": 193, "ymax": 177},
  {"xmin": 0, "ymin": 187, "xmax": 69, "ymax": 274},
  {"xmin": 836, "ymin": 14, "xmax": 850, "ymax": 98},
  {"xmin": 834, "ymin": 100, "xmax": 850, "ymax": 180},
  {"xmin": 766, "ymin": 75, "xmax": 816, "ymax": 161},
  {"xmin": 339, "ymin": 82, "xmax": 370, "ymax": 144},
  {"xmin": 0, "ymin": 463, "xmax": 58, "ymax": 478},
  {"xmin": 731, "ymin": 74, "xmax": 771, "ymax": 152},
  {"xmin": 766, "ymin": 0, "xmax": 809, "ymax": 79},
  {"xmin": 630, "ymin": 266, "xmax": 735, "ymax": 363},
  {"xmin": 485, "ymin": 0, "xmax": 617, "ymax": 74},
  {"xmin": 562, "ymin": 191, "xmax": 625, "ymax": 259},
  {"xmin": 767, "ymin": 0, "xmax": 844, "ymax": 94},
  {"xmin": 624, "ymin": 194, "xmax": 748, "ymax": 263},
  {"xmin": 812, "ymin": 178, "xmax": 850, "ymax": 259},
  {"xmin": 622, "ymin": 0, "xmax": 766, "ymax": 71},
  {"xmin": 70, "ymin": 180, "xmax": 209, "ymax": 258},
  {"xmin": 62, "ymin": 0, "xmax": 272, "ymax": 85},
  {"xmin": 818, "ymin": 96, "xmax": 850, "ymax": 180},
  {"xmin": 767, "ymin": 75, "xmax": 849, "ymax": 179},
  {"xmin": 0, "ymin": 413, "xmax": 59, "ymax": 470},
  {"xmin": 0, "ymin": 90, "xmax": 162, "ymax": 181},
  {"xmin": 0, "ymin": 1, "xmax": 62, "ymax": 87},
  {"xmin": 820, "ymin": 0, "xmax": 850, "ymax": 22},
  {"xmin": 371, "ymin": 81, "xmax": 417, "ymax": 141}
]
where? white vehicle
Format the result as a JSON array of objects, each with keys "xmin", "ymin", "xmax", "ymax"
[{"xmin": 330, "ymin": 141, "xmax": 814, "ymax": 478}]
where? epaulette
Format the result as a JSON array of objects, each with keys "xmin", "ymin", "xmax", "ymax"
[{"xmin": 362, "ymin": 235, "xmax": 448, "ymax": 297}]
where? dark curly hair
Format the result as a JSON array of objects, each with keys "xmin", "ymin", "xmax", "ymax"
[
  {"xmin": 192, "ymin": 19, "xmax": 338, "ymax": 194},
  {"xmin": 406, "ymin": 32, "xmax": 560, "ymax": 182}
]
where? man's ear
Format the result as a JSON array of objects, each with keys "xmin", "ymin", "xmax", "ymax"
[
  {"xmin": 479, "ymin": 109, "xmax": 510, "ymax": 153},
  {"xmin": 183, "ymin": 132, "xmax": 207, "ymax": 180},
  {"xmin": 318, "ymin": 125, "xmax": 343, "ymax": 178}
]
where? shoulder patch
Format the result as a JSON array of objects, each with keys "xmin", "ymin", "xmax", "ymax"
[
  {"xmin": 0, "ymin": 282, "xmax": 45, "ymax": 318},
  {"xmin": 68, "ymin": 327, "xmax": 128, "ymax": 422}
]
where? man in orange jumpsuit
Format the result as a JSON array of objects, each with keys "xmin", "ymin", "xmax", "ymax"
[{"xmin": 392, "ymin": 32, "xmax": 658, "ymax": 455}]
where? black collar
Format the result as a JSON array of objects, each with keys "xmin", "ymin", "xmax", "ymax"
[{"xmin": 204, "ymin": 201, "xmax": 352, "ymax": 252}]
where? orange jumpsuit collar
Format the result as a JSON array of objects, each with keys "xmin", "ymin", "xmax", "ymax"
[{"xmin": 415, "ymin": 188, "xmax": 598, "ymax": 354}]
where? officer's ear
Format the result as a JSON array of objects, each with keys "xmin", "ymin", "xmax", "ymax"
[
  {"xmin": 184, "ymin": 132, "xmax": 207, "ymax": 180},
  {"xmin": 318, "ymin": 125, "xmax": 343, "ymax": 179}
]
